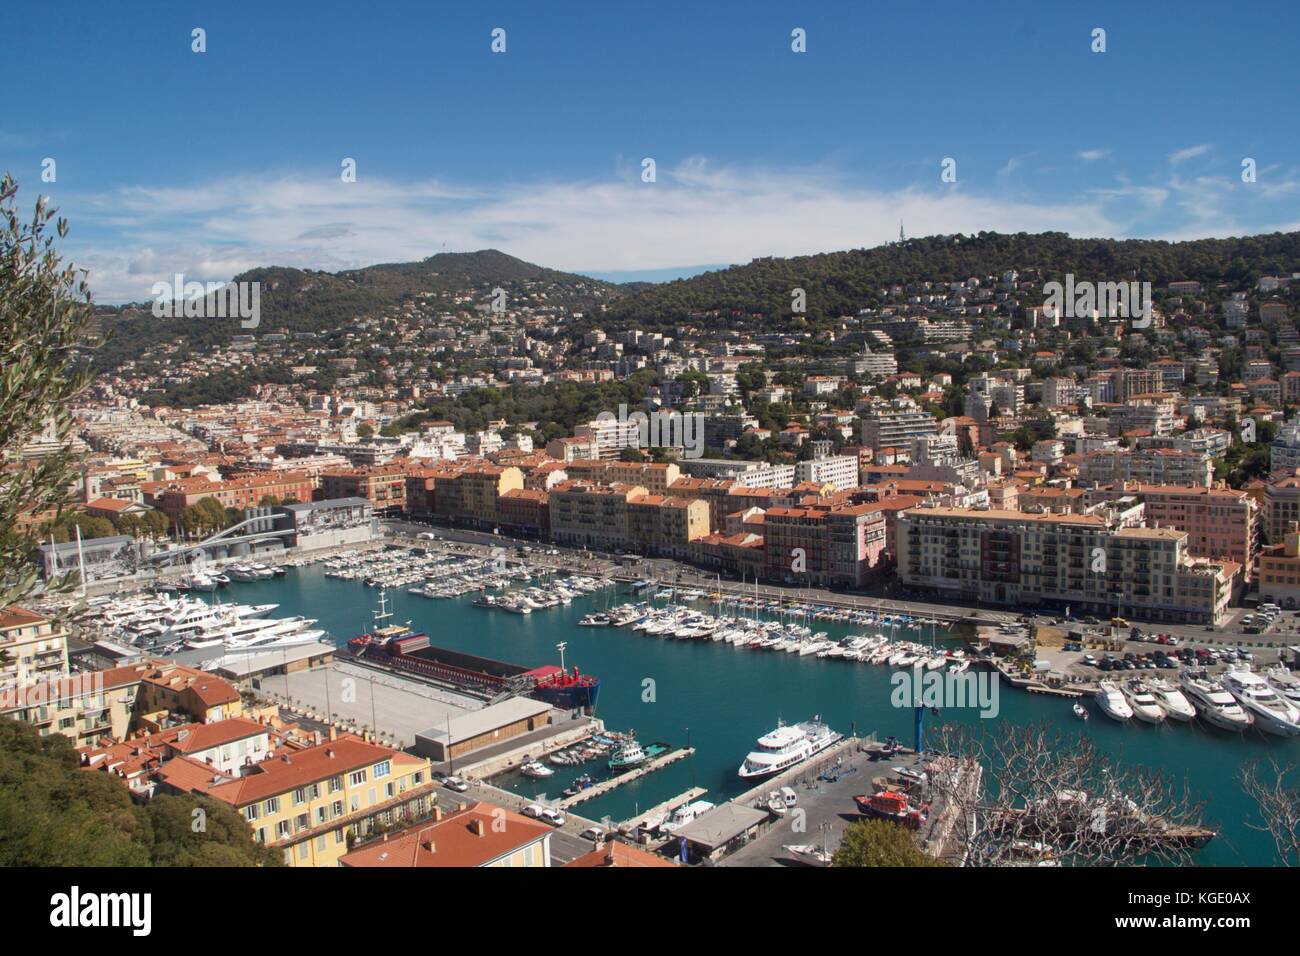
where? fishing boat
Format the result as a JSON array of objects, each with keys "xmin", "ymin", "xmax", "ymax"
[{"xmin": 608, "ymin": 738, "xmax": 648, "ymax": 772}]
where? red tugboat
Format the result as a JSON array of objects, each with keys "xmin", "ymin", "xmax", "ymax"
[{"xmin": 853, "ymin": 790, "xmax": 930, "ymax": 830}]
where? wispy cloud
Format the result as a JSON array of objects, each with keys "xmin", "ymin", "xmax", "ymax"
[
  {"xmin": 1168, "ymin": 143, "xmax": 1212, "ymax": 165},
  {"xmin": 1077, "ymin": 149, "xmax": 1110, "ymax": 162}
]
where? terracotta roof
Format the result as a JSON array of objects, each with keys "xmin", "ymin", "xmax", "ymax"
[
  {"xmin": 564, "ymin": 841, "xmax": 677, "ymax": 868},
  {"xmin": 340, "ymin": 801, "xmax": 550, "ymax": 867}
]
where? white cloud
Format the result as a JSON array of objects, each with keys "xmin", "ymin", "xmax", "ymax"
[
  {"xmin": 48, "ymin": 153, "xmax": 1292, "ymax": 302},
  {"xmin": 1077, "ymin": 149, "xmax": 1110, "ymax": 162},
  {"xmin": 1168, "ymin": 143, "xmax": 1212, "ymax": 165},
  {"xmin": 51, "ymin": 160, "xmax": 1131, "ymax": 302}
]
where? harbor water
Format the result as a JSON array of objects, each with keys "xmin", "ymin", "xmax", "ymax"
[{"xmin": 214, "ymin": 565, "xmax": 1289, "ymax": 865}]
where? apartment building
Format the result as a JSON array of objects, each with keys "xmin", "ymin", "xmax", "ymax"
[
  {"xmin": 627, "ymin": 495, "xmax": 711, "ymax": 558},
  {"xmin": 1082, "ymin": 483, "xmax": 1258, "ymax": 581},
  {"xmin": 433, "ymin": 464, "xmax": 524, "ymax": 527},
  {"xmin": 159, "ymin": 732, "xmax": 436, "ymax": 867},
  {"xmin": 2, "ymin": 660, "xmax": 242, "ymax": 746},
  {"xmin": 761, "ymin": 503, "xmax": 886, "ymax": 588},
  {"xmin": 318, "ymin": 464, "xmax": 409, "ymax": 515},
  {"xmin": 496, "ymin": 488, "xmax": 551, "ymax": 535},
  {"xmin": 1262, "ymin": 474, "xmax": 1300, "ymax": 543},
  {"xmin": 896, "ymin": 507, "xmax": 1236, "ymax": 623},
  {"xmin": 1076, "ymin": 448, "xmax": 1212, "ymax": 488},
  {"xmin": 548, "ymin": 481, "xmax": 648, "ymax": 551},
  {"xmin": 564, "ymin": 460, "xmax": 681, "ymax": 494},
  {"xmin": 150, "ymin": 470, "xmax": 317, "ymax": 525},
  {"xmin": 0, "ymin": 607, "xmax": 68, "ymax": 689},
  {"xmin": 1258, "ymin": 525, "xmax": 1300, "ymax": 608},
  {"xmin": 573, "ymin": 417, "xmax": 643, "ymax": 460},
  {"xmin": 794, "ymin": 454, "xmax": 860, "ymax": 491},
  {"xmin": 860, "ymin": 404, "xmax": 938, "ymax": 452}
]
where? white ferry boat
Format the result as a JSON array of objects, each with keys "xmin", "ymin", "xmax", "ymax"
[{"xmin": 737, "ymin": 718, "xmax": 841, "ymax": 779}]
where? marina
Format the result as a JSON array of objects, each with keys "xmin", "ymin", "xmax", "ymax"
[{"xmin": 65, "ymin": 547, "xmax": 1300, "ymax": 865}]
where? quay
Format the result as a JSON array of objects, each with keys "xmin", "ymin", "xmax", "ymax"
[
  {"xmin": 621, "ymin": 786, "xmax": 709, "ymax": 831},
  {"xmin": 556, "ymin": 746, "xmax": 696, "ymax": 809}
]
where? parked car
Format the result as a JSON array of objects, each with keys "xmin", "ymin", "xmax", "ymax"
[
  {"xmin": 443, "ymin": 776, "xmax": 470, "ymax": 793},
  {"xmin": 539, "ymin": 807, "xmax": 567, "ymax": 827}
]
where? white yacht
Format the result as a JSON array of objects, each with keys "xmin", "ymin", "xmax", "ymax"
[
  {"xmin": 1145, "ymin": 677, "xmax": 1195, "ymax": 722},
  {"xmin": 1122, "ymin": 680, "xmax": 1167, "ymax": 724},
  {"xmin": 1221, "ymin": 669, "xmax": 1300, "ymax": 736},
  {"xmin": 1179, "ymin": 672, "xmax": 1253, "ymax": 731},
  {"xmin": 1263, "ymin": 666, "xmax": 1300, "ymax": 706},
  {"xmin": 1094, "ymin": 681, "xmax": 1134, "ymax": 722},
  {"xmin": 738, "ymin": 718, "xmax": 841, "ymax": 779}
]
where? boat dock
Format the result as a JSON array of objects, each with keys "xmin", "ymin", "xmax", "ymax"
[
  {"xmin": 621, "ymin": 787, "xmax": 709, "ymax": 831},
  {"xmin": 557, "ymin": 746, "xmax": 695, "ymax": 809}
]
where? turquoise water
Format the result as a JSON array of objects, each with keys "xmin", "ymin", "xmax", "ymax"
[{"xmin": 213, "ymin": 565, "xmax": 1292, "ymax": 865}]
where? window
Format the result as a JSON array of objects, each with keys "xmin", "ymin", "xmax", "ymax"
[
  {"xmin": 293, "ymin": 787, "xmax": 307, "ymax": 806},
  {"xmin": 332, "ymin": 800, "xmax": 344, "ymax": 818},
  {"xmin": 328, "ymin": 775, "xmax": 343, "ymax": 793},
  {"xmin": 295, "ymin": 813, "xmax": 309, "ymax": 832},
  {"xmin": 245, "ymin": 805, "xmax": 259, "ymax": 822},
  {"xmin": 349, "ymin": 770, "xmax": 367, "ymax": 786},
  {"xmin": 296, "ymin": 843, "xmax": 309, "ymax": 862},
  {"xmin": 277, "ymin": 820, "xmax": 291, "ymax": 838},
  {"xmin": 373, "ymin": 761, "xmax": 391, "ymax": 778},
  {"xmin": 265, "ymin": 796, "xmax": 280, "ymax": 815}
]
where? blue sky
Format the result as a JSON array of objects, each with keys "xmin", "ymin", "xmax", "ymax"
[{"xmin": 6, "ymin": 0, "xmax": 1300, "ymax": 301}]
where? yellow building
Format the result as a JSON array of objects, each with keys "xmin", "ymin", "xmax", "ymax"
[
  {"xmin": 549, "ymin": 481, "xmax": 648, "ymax": 551},
  {"xmin": 0, "ymin": 607, "xmax": 69, "ymax": 689},
  {"xmin": 2, "ymin": 660, "xmax": 242, "ymax": 747},
  {"xmin": 628, "ymin": 495, "xmax": 711, "ymax": 558},
  {"xmin": 158, "ymin": 732, "xmax": 436, "ymax": 867},
  {"xmin": 1258, "ymin": 525, "xmax": 1300, "ymax": 608}
]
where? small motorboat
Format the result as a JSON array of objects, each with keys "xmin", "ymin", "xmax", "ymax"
[
  {"xmin": 783, "ymin": 844, "xmax": 833, "ymax": 867},
  {"xmin": 520, "ymin": 760, "xmax": 554, "ymax": 779},
  {"xmin": 1072, "ymin": 702, "xmax": 1090, "ymax": 721}
]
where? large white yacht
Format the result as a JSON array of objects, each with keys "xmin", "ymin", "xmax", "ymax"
[
  {"xmin": 1094, "ymin": 681, "xmax": 1134, "ymax": 722},
  {"xmin": 1145, "ymin": 678, "xmax": 1195, "ymax": 721},
  {"xmin": 1122, "ymin": 680, "xmax": 1167, "ymax": 724},
  {"xmin": 1222, "ymin": 669, "xmax": 1300, "ymax": 736},
  {"xmin": 738, "ymin": 718, "xmax": 841, "ymax": 779},
  {"xmin": 1179, "ymin": 672, "xmax": 1253, "ymax": 732},
  {"xmin": 1263, "ymin": 666, "xmax": 1300, "ymax": 707}
]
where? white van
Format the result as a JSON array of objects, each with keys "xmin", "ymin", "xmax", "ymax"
[{"xmin": 779, "ymin": 786, "xmax": 798, "ymax": 809}]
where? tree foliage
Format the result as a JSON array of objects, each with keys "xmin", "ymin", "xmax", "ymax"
[
  {"xmin": 0, "ymin": 175, "xmax": 94, "ymax": 611},
  {"xmin": 0, "ymin": 719, "xmax": 279, "ymax": 867},
  {"xmin": 832, "ymin": 818, "xmax": 944, "ymax": 867}
]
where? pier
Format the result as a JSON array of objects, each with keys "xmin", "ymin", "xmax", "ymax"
[
  {"xmin": 621, "ymin": 787, "xmax": 709, "ymax": 831},
  {"xmin": 556, "ymin": 746, "xmax": 695, "ymax": 809}
]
